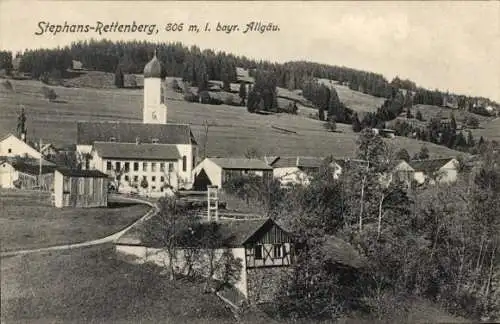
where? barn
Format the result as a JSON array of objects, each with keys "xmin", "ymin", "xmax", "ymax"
[
  {"xmin": 53, "ymin": 168, "xmax": 109, "ymax": 208},
  {"xmin": 192, "ymin": 157, "xmax": 273, "ymax": 191},
  {"xmin": 0, "ymin": 159, "xmax": 56, "ymax": 190}
]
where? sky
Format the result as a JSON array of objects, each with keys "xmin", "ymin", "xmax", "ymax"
[{"xmin": 1, "ymin": 1, "xmax": 499, "ymax": 101}]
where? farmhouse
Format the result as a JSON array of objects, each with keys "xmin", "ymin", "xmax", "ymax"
[
  {"xmin": 115, "ymin": 217, "xmax": 294, "ymax": 303},
  {"xmin": 267, "ymin": 156, "xmax": 342, "ymax": 186},
  {"xmin": 410, "ymin": 157, "xmax": 459, "ymax": 184},
  {"xmin": 53, "ymin": 168, "xmax": 109, "ymax": 208},
  {"xmin": 76, "ymin": 50, "xmax": 198, "ymax": 191},
  {"xmin": 0, "ymin": 159, "xmax": 56, "ymax": 190},
  {"xmin": 192, "ymin": 157, "xmax": 273, "ymax": 191},
  {"xmin": 0, "ymin": 133, "xmax": 45, "ymax": 160}
]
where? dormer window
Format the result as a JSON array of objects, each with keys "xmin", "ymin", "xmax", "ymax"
[
  {"xmin": 152, "ymin": 138, "xmax": 159, "ymax": 144},
  {"xmin": 109, "ymin": 137, "xmax": 116, "ymax": 142}
]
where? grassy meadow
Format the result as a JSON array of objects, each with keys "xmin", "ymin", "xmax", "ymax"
[
  {"xmin": 1, "ymin": 244, "xmax": 236, "ymax": 324},
  {"xmin": 0, "ymin": 77, "xmax": 463, "ymax": 159},
  {"xmin": 0, "ymin": 189, "xmax": 150, "ymax": 252}
]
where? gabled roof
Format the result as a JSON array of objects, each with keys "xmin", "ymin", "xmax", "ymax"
[
  {"xmin": 56, "ymin": 168, "xmax": 109, "ymax": 178},
  {"xmin": 1, "ymin": 161, "xmax": 57, "ymax": 175},
  {"xmin": 93, "ymin": 142, "xmax": 180, "ymax": 160},
  {"xmin": 410, "ymin": 158, "xmax": 457, "ymax": 173},
  {"xmin": 270, "ymin": 156, "xmax": 325, "ymax": 169},
  {"xmin": 116, "ymin": 216, "xmax": 290, "ymax": 248},
  {"xmin": 208, "ymin": 158, "xmax": 272, "ymax": 170},
  {"xmin": 77, "ymin": 122, "xmax": 197, "ymax": 145}
]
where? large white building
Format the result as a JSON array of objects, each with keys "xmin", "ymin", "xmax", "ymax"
[{"xmin": 76, "ymin": 50, "xmax": 198, "ymax": 194}]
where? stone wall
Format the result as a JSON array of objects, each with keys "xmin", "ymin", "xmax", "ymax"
[{"xmin": 246, "ymin": 266, "xmax": 291, "ymax": 304}]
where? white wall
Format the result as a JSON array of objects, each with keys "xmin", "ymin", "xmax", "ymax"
[
  {"xmin": 437, "ymin": 159, "xmax": 459, "ymax": 183},
  {"xmin": 91, "ymin": 153, "xmax": 179, "ymax": 193},
  {"xmin": 53, "ymin": 171, "xmax": 63, "ymax": 208},
  {"xmin": 0, "ymin": 135, "xmax": 42, "ymax": 159},
  {"xmin": 116, "ymin": 245, "xmax": 249, "ymax": 297},
  {"xmin": 193, "ymin": 158, "xmax": 223, "ymax": 188},
  {"xmin": 0, "ymin": 162, "xmax": 17, "ymax": 188},
  {"xmin": 176, "ymin": 144, "xmax": 196, "ymax": 189},
  {"xmin": 143, "ymin": 78, "xmax": 167, "ymax": 124}
]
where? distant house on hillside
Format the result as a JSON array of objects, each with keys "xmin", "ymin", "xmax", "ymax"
[
  {"xmin": 192, "ymin": 157, "xmax": 273, "ymax": 191},
  {"xmin": 53, "ymin": 169, "xmax": 109, "ymax": 208},
  {"xmin": 410, "ymin": 158, "xmax": 459, "ymax": 185},
  {"xmin": 0, "ymin": 160, "xmax": 56, "ymax": 190},
  {"xmin": 267, "ymin": 156, "xmax": 342, "ymax": 186},
  {"xmin": 116, "ymin": 216, "xmax": 294, "ymax": 304},
  {"xmin": 72, "ymin": 60, "xmax": 84, "ymax": 71}
]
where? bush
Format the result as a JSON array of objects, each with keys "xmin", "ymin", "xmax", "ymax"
[
  {"xmin": 224, "ymin": 94, "xmax": 239, "ymax": 106},
  {"xmin": 466, "ymin": 116, "xmax": 480, "ymax": 128},
  {"xmin": 41, "ymin": 86, "xmax": 57, "ymax": 101},
  {"xmin": 184, "ymin": 92, "xmax": 199, "ymax": 103}
]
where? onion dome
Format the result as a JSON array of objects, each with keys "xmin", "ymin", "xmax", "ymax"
[{"xmin": 143, "ymin": 49, "xmax": 164, "ymax": 78}]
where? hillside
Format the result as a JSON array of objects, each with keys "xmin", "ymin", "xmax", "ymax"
[{"xmin": 0, "ymin": 78, "xmax": 463, "ymax": 159}]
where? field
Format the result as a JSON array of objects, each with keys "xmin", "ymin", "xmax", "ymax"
[
  {"xmin": 0, "ymin": 78, "xmax": 463, "ymax": 159},
  {"xmin": 0, "ymin": 244, "xmax": 236, "ymax": 323},
  {"xmin": 0, "ymin": 189, "xmax": 150, "ymax": 252}
]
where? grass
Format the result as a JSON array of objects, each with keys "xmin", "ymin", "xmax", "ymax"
[
  {"xmin": 0, "ymin": 189, "xmax": 150, "ymax": 252},
  {"xmin": 0, "ymin": 244, "xmax": 235, "ymax": 323},
  {"xmin": 0, "ymin": 78, "xmax": 463, "ymax": 159}
]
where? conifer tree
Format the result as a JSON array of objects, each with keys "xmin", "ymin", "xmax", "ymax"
[{"xmin": 114, "ymin": 66, "xmax": 124, "ymax": 88}]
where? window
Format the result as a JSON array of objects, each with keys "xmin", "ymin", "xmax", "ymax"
[
  {"xmin": 143, "ymin": 162, "xmax": 148, "ymax": 172},
  {"xmin": 160, "ymin": 163, "xmax": 165, "ymax": 172},
  {"xmin": 106, "ymin": 161, "xmax": 112, "ymax": 171},
  {"xmin": 152, "ymin": 138, "xmax": 159, "ymax": 144},
  {"xmin": 152, "ymin": 176, "xmax": 156, "ymax": 182},
  {"xmin": 160, "ymin": 176, "xmax": 165, "ymax": 182},
  {"xmin": 124, "ymin": 162, "xmax": 130, "ymax": 172},
  {"xmin": 133, "ymin": 162, "xmax": 139, "ymax": 171},
  {"xmin": 8, "ymin": 148, "xmax": 12, "ymax": 153},
  {"xmin": 182, "ymin": 156, "xmax": 187, "ymax": 172},
  {"xmin": 151, "ymin": 163, "xmax": 157, "ymax": 172},
  {"xmin": 152, "ymin": 186, "xmax": 156, "ymax": 190},
  {"xmin": 254, "ymin": 245, "xmax": 263, "ymax": 260},
  {"xmin": 115, "ymin": 162, "xmax": 121, "ymax": 171},
  {"xmin": 124, "ymin": 175, "xmax": 129, "ymax": 181},
  {"xmin": 273, "ymin": 244, "xmax": 283, "ymax": 259},
  {"xmin": 168, "ymin": 163, "xmax": 174, "ymax": 172},
  {"xmin": 133, "ymin": 175, "xmax": 138, "ymax": 182}
]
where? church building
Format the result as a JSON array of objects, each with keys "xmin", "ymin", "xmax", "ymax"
[{"xmin": 76, "ymin": 51, "xmax": 198, "ymax": 193}]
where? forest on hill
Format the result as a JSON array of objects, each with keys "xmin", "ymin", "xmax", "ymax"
[{"xmin": 0, "ymin": 39, "xmax": 498, "ymax": 111}]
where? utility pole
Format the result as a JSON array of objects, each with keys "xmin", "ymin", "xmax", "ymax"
[{"xmin": 39, "ymin": 138, "xmax": 42, "ymax": 191}]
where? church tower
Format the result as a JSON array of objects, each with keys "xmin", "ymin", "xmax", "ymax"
[{"xmin": 143, "ymin": 50, "xmax": 167, "ymax": 124}]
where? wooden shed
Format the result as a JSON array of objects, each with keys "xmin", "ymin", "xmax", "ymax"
[{"xmin": 53, "ymin": 168, "xmax": 109, "ymax": 208}]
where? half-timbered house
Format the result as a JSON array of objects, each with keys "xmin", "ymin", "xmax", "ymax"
[{"xmin": 114, "ymin": 217, "xmax": 293, "ymax": 303}]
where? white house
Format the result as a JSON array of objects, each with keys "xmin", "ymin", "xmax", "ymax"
[
  {"xmin": 75, "ymin": 51, "xmax": 198, "ymax": 191},
  {"xmin": 410, "ymin": 158, "xmax": 459, "ymax": 185},
  {"xmin": 192, "ymin": 157, "xmax": 273, "ymax": 191},
  {"xmin": 0, "ymin": 133, "xmax": 44, "ymax": 160},
  {"xmin": 90, "ymin": 141, "xmax": 181, "ymax": 194},
  {"xmin": 0, "ymin": 159, "xmax": 56, "ymax": 190},
  {"xmin": 267, "ymin": 156, "xmax": 342, "ymax": 186}
]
